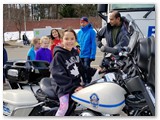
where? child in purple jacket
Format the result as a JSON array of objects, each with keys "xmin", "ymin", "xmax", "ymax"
[{"xmin": 36, "ymin": 36, "xmax": 52, "ymax": 63}]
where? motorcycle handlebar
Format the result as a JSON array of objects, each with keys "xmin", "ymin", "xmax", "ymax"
[{"xmin": 101, "ymin": 46, "xmax": 119, "ymax": 54}]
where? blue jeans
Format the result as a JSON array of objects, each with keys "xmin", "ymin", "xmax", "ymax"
[{"xmin": 81, "ymin": 58, "xmax": 91, "ymax": 84}]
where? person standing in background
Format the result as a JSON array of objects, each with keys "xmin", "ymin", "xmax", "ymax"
[
  {"xmin": 36, "ymin": 36, "xmax": 52, "ymax": 63},
  {"xmin": 50, "ymin": 29, "xmax": 61, "ymax": 57},
  {"xmin": 77, "ymin": 17, "xmax": 96, "ymax": 84},
  {"xmin": 22, "ymin": 33, "xmax": 30, "ymax": 45},
  {"xmin": 27, "ymin": 37, "xmax": 40, "ymax": 60}
]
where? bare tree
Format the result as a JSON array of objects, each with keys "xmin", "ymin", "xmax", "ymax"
[
  {"xmin": 3, "ymin": 4, "xmax": 11, "ymax": 43},
  {"xmin": 10, "ymin": 4, "xmax": 25, "ymax": 40},
  {"xmin": 31, "ymin": 4, "xmax": 34, "ymax": 20}
]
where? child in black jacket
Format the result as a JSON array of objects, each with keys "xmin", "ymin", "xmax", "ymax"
[{"xmin": 50, "ymin": 28, "xmax": 96, "ymax": 116}]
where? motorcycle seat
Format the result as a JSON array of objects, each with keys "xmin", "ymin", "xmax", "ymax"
[{"xmin": 39, "ymin": 77, "xmax": 58, "ymax": 100}]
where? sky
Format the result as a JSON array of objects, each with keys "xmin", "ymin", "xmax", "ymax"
[{"xmin": 1, "ymin": 0, "xmax": 160, "ymax": 120}]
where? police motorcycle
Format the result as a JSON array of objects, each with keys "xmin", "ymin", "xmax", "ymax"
[{"xmin": 71, "ymin": 14, "xmax": 154, "ymax": 116}]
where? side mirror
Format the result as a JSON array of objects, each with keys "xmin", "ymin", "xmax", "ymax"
[
  {"xmin": 97, "ymin": 4, "xmax": 108, "ymax": 22},
  {"xmin": 97, "ymin": 4, "xmax": 108, "ymax": 13}
]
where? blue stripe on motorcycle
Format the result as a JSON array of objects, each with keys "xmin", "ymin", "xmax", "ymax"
[
  {"xmin": 99, "ymin": 100, "xmax": 125, "ymax": 108},
  {"xmin": 71, "ymin": 95, "xmax": 125, "ymax": 108},
  {"xmin": 71, "ymin": 95, "xmax": 90, "ymax": 104}
]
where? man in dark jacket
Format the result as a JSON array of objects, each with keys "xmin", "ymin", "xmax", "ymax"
[{"xmin": 97, "ymin": 10, "xmax": 130, "ymax": 51}]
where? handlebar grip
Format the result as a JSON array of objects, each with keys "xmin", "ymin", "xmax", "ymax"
[{"xmin": 101, "ymin": 46, "xmax": 119, "ymax": 54}]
